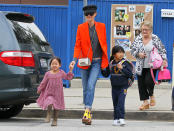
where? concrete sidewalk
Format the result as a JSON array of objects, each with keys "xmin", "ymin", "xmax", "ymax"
[{"xmin": 19, "ymin": 79, "xmax": 174, "ymax": 121}]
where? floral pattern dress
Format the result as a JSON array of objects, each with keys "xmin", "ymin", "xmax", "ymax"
[{"xmin": 37, "ymin": 70, "xmax": 74, "ymax": 110}]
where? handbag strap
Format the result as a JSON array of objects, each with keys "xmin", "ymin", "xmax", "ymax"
[
  {"xmin": 79, "ymin": 29, "xmax": 96, "ymax": 58},
  {"xmin": 150, "ymin": 68, "xmax": 160, "ymax": 85},
  {"xmin": 149, "ymin": 46, "xmax": 161, "ymax": 85}
]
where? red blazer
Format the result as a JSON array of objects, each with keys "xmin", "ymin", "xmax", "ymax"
[{"xmin": 73, "ymin": 21, "xmax": 109, "ymax": 69}]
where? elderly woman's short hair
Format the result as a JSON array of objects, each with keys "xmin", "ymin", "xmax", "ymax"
[{"xmin": 140, "ymin": 21, "xmax": 153, "ymax": 31}]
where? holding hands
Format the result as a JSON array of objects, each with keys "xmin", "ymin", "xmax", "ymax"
[
  {"xmin": 70, "ymin": 61, "xmax": 76, "ymax": 67},
  {"xmin": 37, "ymin": 90, "xmax": 41, "ymax": 94},
  {"xmin": 69, "ymin": 61, "xmax": 75, "ymax": 72}
]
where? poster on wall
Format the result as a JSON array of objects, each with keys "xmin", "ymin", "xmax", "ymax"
[
  {"xmin": 133, "ymin": 12, "xmax": 144, "ymax": 29},
  {"xmin": 111, "ymin": 4, "xmax": 153, "ymax": 61},
  {"xmin": 114, "ymin": 25, "xmax": 131, "ymax": 38},
  {"xmin": 114, "ymin": 39, "xmax": 131, "ymax": 51}
]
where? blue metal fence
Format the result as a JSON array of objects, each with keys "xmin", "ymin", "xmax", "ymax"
[
  {"xmin": 0, "ymin": 4, "xmax": 68, "ymax": 71},
  {"xmin": 70, "ymin": 0, "xmax": 174, "ymax": 78},
  {"xmin": 0, "ymin": 0, "xmax": 174, "ymax": 87}
]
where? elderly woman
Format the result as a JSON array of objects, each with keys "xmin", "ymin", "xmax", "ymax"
[{"xmin": 130, "ymin": 21, "xmax": 167, "ymax": 110}]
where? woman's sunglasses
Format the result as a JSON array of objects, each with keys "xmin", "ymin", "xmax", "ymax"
[{"xmin": 84, "ymin": 12, "xmax": 95, "ymax": 16}]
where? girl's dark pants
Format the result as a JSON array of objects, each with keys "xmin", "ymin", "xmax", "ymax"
[
  {"xmin": 112, "ymin": 86, "xmax": 128, "ymax": 120},
  {"xmin": 137, "ymin": 68, "xmax": 157, "ymax": 101}
]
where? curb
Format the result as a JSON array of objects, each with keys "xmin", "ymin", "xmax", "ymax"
[
  {"xmin": 18, "ymin": 109, "xmax": 174, "ymax": 121},
  {"xmin": 71, "ymin": 79, "xmax": 172, "ymax": 89}
]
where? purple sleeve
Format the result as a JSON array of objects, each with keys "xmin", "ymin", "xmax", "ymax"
[
  {"xmin": 62, "ymin": 70, "xmax": 74, "ymax": 80},
  {"xmin": 37, "ymin": 72, "xmax": 49, "ymax": 92}
]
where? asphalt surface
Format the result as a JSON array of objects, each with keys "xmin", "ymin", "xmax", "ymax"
[{"xmin": 1, "ymin": 118, "xmax": 174, "ymax": 131}]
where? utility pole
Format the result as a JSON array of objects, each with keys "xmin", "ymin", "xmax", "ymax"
[
  {"xmin": 172, "ymin": 42, "xmax": 174, "ymax": 88},
  {"xmin": 83, "ymin": 0, "xmax": 88, "ymax": 22}
]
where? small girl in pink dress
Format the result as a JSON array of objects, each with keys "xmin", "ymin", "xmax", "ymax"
[{"xmin": 37, "ymin": 57, "xmax": 74, "ymax": 126}]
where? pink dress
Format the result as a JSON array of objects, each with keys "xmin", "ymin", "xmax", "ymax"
[{"xmin": 37, "ymin": 70, "xmax": 74, "ymax": 110}]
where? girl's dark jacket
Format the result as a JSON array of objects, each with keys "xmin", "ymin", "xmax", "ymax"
[{"xmin": 101, "ymin": 58, "xmax": 133, "ymax": 88}]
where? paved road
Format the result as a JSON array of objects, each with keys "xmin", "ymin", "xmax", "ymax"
[{"xmin": 1, "ymin": 118, "xmax": 174, "ymax": 131}]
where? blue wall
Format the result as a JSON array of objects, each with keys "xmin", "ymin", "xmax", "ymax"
[
  {"xmin": 0, "ymin": 0, "xmax": 174, "ymax": 82},
  {"xmin": 0, "ymin": 4, "xmax": 68, "ymax": 71},
  {"xmin": 70, "ymin": 0, "xmax": 174, "ymax": 77}
]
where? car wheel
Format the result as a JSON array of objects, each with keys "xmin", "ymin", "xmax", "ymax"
[{"xmin": 0, "ymin": 104, "xmax": 24, "ymax": 119}]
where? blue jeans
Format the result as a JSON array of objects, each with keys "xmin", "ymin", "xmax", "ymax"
[{"xmin": 80, "ymin": 59, "xmax": 101, "ymax": 109}]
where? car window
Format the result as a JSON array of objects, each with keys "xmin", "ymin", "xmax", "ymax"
[
  {"xmin": 8, "ymin": 20, "xmax": 50, "ymax": 52},
  {"xmin": 0, "ymin": 15, "xmax": 20, "ymax": 50}
]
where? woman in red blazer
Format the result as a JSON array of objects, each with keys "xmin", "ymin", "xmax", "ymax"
[{"xmin": 70, "ymin": 5, "xmax": 109, "ymax": 125}]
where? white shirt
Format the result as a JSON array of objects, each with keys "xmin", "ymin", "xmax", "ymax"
[{"xmin": 143, "ymin": 40, "xmax": 154, "ymax": 68}]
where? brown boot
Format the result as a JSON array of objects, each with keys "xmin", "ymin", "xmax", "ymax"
[
  {"xmin": 51, "ymin": 110, "xmax": 58, "ymax": 126},
  {"xmin": 45, "ymin": 105, "xmax": 52, "ymax": 123}
]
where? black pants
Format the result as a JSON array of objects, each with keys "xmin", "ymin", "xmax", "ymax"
[
  {"xmin": 137, "ymin": 68, "xmax": 157, "ymax": 101},
  {"xmin": 112, "ymin": 86, "xmax": 128, "ymax": 120}
]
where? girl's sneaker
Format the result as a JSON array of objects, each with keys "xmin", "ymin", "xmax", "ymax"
[
  {"xmin": 119, "ymin": 119, "xmax": 126, "ymax": 126},
  {"xmin": 113, "ymin": 119, "xmax": 120, "ymax": 126}
]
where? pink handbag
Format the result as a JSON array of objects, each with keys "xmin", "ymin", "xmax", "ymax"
[
  {"xmin": 151, "ymin": 64, "xmax": 171, "ymax": 85},
  {"xmin": 149, "ymin": 47, "xmax": 163, "ymax": 69},
  {"xmin": 149, "ymin": 47, "xmax": 170, "ymax": 85},
  {"xmin": 158, "ymin": 66, "xmax": 171, "ymax": 82}
]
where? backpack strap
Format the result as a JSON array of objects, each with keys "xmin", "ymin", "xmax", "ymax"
[
  {"xmin": 109, "ymin": 59, "xmax": 126, "ymax": 70},
  {"xmin": 109, "ymin": 58, "xmax": 133, "ymax": 71},
  {"xmin": 119, "ymin": 59, "xmax": 126, "ymax": 65},
  {"xmin": 119, "ymin": 59, "xmax": 135, "ymax": 76},
  {"xmin": 119, "ymin": 59, "xmax": 133, "ymax": 70}
]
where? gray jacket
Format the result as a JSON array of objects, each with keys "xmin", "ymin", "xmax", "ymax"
[{"xmin": 130, "ymin": 34, "xmax": 167, "ymax": 75}]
